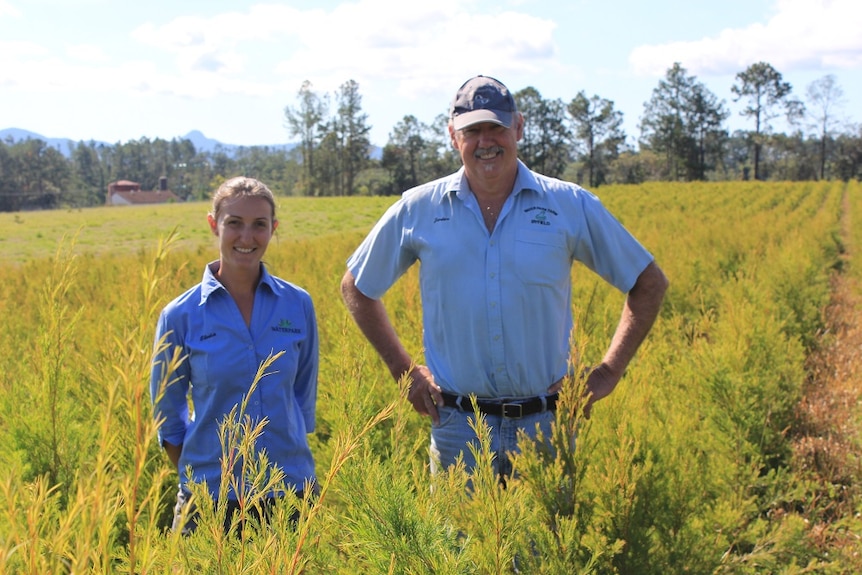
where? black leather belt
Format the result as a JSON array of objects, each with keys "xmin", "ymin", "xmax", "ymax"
[{"xmin": 440, "ymin": 391, "xmax": 558, "ymax": 419}]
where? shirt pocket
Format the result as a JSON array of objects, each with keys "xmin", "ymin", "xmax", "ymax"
[
  {"xmin": 187, "ymin": 347, "xmax": 211, "ymax": 394},
  {"xmin": 513, "ymin": 229, "xmax": 570, "ymax": 286}
]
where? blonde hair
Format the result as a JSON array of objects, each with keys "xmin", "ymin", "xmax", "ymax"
[{"xmin": 210, "ymin": 177, "xmax": 277, "ymax": 221}]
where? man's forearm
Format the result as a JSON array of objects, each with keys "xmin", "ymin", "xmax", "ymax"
[
  {"xmin": 163, "ymin": 440, "xmax": 182, "ymax": 470},
  {"xmin": 341, "ymin": 270, "xmax": 413, "ymax": 380},
  {"xmin": 602, "ymin": 261, "xmax": 668, "ymax": 379}
]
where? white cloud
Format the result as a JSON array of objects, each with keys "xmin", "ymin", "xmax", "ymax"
[
  {"xmin": 65, "ymin": 43, "xmax": 108, "ymax": 62},
  {"xmin": 0, "ymin": 0, "xmax": 558, "ymax": 107},
  {"xmin": 0, "ymin": 0, "xmax": 20, "ymax": 17},
  {"xmin": 0, "ymin": 41, "xmax": 50, "ymax": 86},
  {"xmin": 629, "ymin": 0, "xmax": 862, "ymax": 77},
  {"xmin": 128, "ymin": 0, "xmax": 558, "ymax": 101}
]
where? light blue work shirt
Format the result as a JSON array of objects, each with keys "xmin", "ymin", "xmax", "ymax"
[
  {"xmin": 150, "ymin": 262, "xmax": 318, "ymax": 500},
  {"xmin": 347, "ymin": 160, "xmax": 654, "ymax": 399}
]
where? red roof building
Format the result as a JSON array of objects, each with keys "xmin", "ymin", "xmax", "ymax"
[{"xmin": 106, "ymin": 177, "xmax": 180, "ymax": 206}]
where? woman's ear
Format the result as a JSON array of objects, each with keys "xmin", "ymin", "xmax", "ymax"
[{"xmin": 207, "ymin": 213, "xmax": 218, "ymax": 235}]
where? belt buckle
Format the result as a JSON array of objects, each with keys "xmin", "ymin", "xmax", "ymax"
[{"xmin": 501, "ymin": 402, "xmax": 523, "ymax": 419}]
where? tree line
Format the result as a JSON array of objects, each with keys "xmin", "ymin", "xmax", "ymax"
[{"xmin": 1, "ymin": 61, "xmax": 860, "ymax": 212}]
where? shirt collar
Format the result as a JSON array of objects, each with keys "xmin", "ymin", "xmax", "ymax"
[
  {"xmin": 512, "ymin": 159, "xmax": 544, "ymax": 198},
  {"xmin": 451, "ymin": 159, "xmax": 544, "ymax": 204},
  {"xmin": 199, "ymin": 261, "xmax": 276, "ymax": 304}
]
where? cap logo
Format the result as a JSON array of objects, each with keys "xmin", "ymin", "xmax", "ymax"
[{"xmin": 450, "ymin": 75, "xmax": 516, "ymax": 130}]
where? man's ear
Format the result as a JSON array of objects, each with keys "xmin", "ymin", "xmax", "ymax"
[
  {"xmin": 515, "ymin": 112, "xmax": 525, "ymax": 142},
  {"xmin": 448, "ymin": 123, "xmax": 459, "ymax": 150}
]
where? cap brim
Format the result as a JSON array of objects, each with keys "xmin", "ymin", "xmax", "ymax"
[{"xmin": 452, "ymin": 110, "xmax": 513, "ymax": 130}]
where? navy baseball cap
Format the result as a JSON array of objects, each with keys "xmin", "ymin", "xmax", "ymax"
[{"xmin": 449, "ymin": 75, "xmax": 517, "ymax": 130}]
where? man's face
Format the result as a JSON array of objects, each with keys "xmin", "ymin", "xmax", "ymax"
[{"xmin": 449, "ymin": 115, "xmax": 524, "ymax": 186}]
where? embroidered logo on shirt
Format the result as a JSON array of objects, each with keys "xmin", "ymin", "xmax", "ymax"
[
  {"xmin": 200, "ymin": 332, "xmax": 217, "ymax": 341},
  {"xmin": 272, "ymin": 319, "xmax": 301, "ymax": 334},
  {"xmin": 434, "ymin": 216, "xmax": 450, "ymax": 223},
  {"xmin": 525, "ymin": 206, "xmax": 557, "ymax": 226}
]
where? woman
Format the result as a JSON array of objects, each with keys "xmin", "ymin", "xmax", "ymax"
[{"xmin": 150, "ymin": 177, "xmax": 318, "ymax": 534}]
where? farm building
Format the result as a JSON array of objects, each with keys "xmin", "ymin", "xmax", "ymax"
[{"xmin": 106, "ymin": 177, "xmax": 180, "ymax": 206}]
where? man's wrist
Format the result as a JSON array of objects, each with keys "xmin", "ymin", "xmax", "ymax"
[
  {"xmin": 389, "ymin": 362, "xmax": 414, "ymax": 383},
  {"xmin": 597, "ymin": 361, "xmax": 626, "ymax": 384}
]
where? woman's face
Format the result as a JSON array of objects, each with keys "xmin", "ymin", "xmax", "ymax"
[{"xmin": 207, "ymin": 195, "xmax": 278, "ymax": 273}]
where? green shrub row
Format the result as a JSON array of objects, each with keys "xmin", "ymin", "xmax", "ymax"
[{"xmin": 0, "ymin": 181, "xmax": 858, "ymax": 573}]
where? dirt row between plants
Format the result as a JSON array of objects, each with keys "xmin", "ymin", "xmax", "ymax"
[{"xmin": 791, "ymin": 193, "xmax": 862, "ymax": 565}]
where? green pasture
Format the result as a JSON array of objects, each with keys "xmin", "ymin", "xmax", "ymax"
[
  {"xmin": 0, "ymin": 196, "xmax": 398, "ymax": 265},
  {"xmin": 0, "ymin": 181, "xmax": 860, "ymax": 574}
]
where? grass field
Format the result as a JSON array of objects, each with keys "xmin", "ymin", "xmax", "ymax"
[
  {"xmin": 0, "ymin": 181, "xmax": 860, "ymax": 574},
  {"xmin": 0, "ymin": 196, "xmax": 398, "ymax": 265}
]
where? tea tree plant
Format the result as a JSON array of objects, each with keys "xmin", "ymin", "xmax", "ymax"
[{"xmin": 1, "ymin": 183, "xmax": 860, "ymax": 573}]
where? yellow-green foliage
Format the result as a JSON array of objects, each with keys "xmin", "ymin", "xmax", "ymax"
[
  {"xmin": 0, "ymin": 196, "xmax": 397, "ymax": 266},
  {"xmin": 0, "ymin": 181, "xmax": 859, "ymax": 574}
]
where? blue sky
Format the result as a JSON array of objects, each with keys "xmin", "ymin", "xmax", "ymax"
[{"xmin": 1, "ymin": 0, "xmax": 860, "ymax": 148}]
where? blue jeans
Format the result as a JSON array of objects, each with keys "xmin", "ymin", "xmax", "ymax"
[{"xmin": 429, "ymin": 404, "xmax": 555, "ymax": 479}]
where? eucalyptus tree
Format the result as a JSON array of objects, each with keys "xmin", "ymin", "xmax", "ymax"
[
  {"xmin": 284, "ymin": 80, "xmax": 328, "ymax": 196},
  {"xmin": 168, "ymin": 137, "xmax": 200, "ymax": 199},
  {"xmin": 232, "ymin": 145, "xmax": 297, "ymax": 193},
  {"xmin": 724, "ymin": 130, "xmax": 753, "ymax": 180},
  {"xmin": 514, "ymin": 87, "xmax": 571, "ymax": 179},
  {"xmin": 567, "ymin": 91, "xmax": 626, "ymax": 187},
  {"xmin": 151, "ymin": 137, "xmax": 171, "ymax": 180},
  {"xmin": 640, "ymin": 63, "xmax": 728, "ymax": 181},
  {"xmin": 731, "ymin": 62, "xmax": 804, "ymax": 180},
  {"xmin": 687, "ymin": 83, "xmax": 730, "ymax": 180},
  {"xmin": 806, "ymin": 74, "xmax": 845, "ymax": 179},
  {"xmin": 6, "ymin": 139, "xmax": 69, "ymax": 209},
  {"xmin": 315, "ymin": 126, "xmax": 341, "ymax": 196},
  {"xmin": 333, "ymin": 79, "xmax": 372, "ymax": 196},
  {"xmin": 69, "ymin": 141, "xmax": 104, "ymax": 206},
  {"xmin": 833, "ymin": 126, "xmax": 862, "ymax": 181},
  {"xmin": 111, "ymin": 138, "xmax": 155, "ymax": 189},
  {"xmin": 0, "ymin": 142, "xmax": 17, "ymax": 211},
  {"xmin": 764, "ymin": 132, "xmax": 818, "ymax": 181},
  {"xmin": 431, "ymin": 112, "xmax": 462, "ymax": 175},
  {"xmin": 382, "ymin": 115, "xmax": 427, "ymax": 194},
  {"xmin": 638, "ymin": 66, "xmax": 678, "ymax": 179},
  {"xmin": 639, "ymin": 63, "xmax": 694, "ymax": 179}
]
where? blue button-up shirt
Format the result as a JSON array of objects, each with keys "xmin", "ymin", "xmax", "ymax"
[
  {"xmin": 150, "ymin": 262, "xmax": 318, "ymax": 499},
  {"xmin": 347, "ymin": 161, "xmax": 654, "ymax": 399}
]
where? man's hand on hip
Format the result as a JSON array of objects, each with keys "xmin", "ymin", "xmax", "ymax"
[{"xmin": 406, "ymin": 365, "xmax": 442, "ymax": 424}]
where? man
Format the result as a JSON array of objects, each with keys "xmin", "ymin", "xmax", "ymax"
[{"xmin": 341, "ymin": 75, "xmax": 668, "ymax": 479}]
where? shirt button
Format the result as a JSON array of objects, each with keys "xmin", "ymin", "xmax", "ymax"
[
  {"xmin": 494, "ymin": 335, "xmax": 501, "ymax": 341},
  {"xmin": 490, "ymin": 272, "xmax": 496, "ymax": 279}
]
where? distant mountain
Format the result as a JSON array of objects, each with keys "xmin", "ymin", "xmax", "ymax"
[
  {"xmin": 182, "ymin": 129, "xmax": 229, "ymax": 154},
  {"xmin": 181, "ymin": 130, "xmax": 297, "ymax": 155},
  {"xmin": 0, "ymin": 128, "xmax": 297, "ymax": 157},
  {"xmin": 0, "ymin": 127, "xmax": 381, "ymax": 159},
  {"xmin": 0, "ymin": 127, "xmax": 86, "ymax": 156}
]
